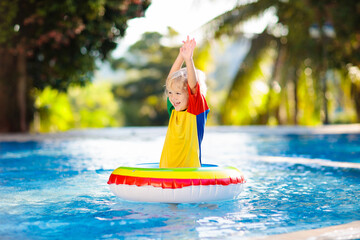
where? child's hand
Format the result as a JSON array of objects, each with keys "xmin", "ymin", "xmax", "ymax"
[{"xmin": 180, "ymin": 36, "xmax": 196, "ymax": 61}]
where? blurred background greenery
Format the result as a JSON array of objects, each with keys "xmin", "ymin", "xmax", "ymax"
[{"xmin": 0, "ymin": 0, "xmax": 359, "ymax": 133}]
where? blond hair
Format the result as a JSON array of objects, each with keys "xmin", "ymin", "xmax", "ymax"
[{"xmin": 165, "ymin": 68, "xmax": 207, "ymax": 96}]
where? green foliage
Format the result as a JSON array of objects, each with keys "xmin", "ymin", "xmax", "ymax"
[
  {"xmin": 297, "ymin": 67, "xmax": 321, "ymax": 125},
  {"xmin": 33, "ymin": 87, "xmax": 74, "ymax": 132},
  {"xmin": 32, "ymin": 83, "xmax": 120, "ymax": 132},
  {"xmin": 194, "ymin": 40, "xmax": 213, "ymax": 73},
  {"xmin": 1, "ymin": 0, "xmax": 150, "ymax": 90},
  {"xmin": 111, "ymin": 30, "xmax": 180, "ymax": 126},
  {"xmin": 222, "ymin": 33, "xmax": 275, "ymax": 125},
  {"xmin": 207, "ymin": 0, "xmax": 360, "ymax": 125},
  {"xmin": 0, "ymin": 1, "xmax": 18, "ymax": 43},
  {"xmin": 0, "ymin": 0, "xmax": 150, "ymax": 132},
  {"xmin": 68, "ymin": 83, "xmax": 121, "ymax": 128}
]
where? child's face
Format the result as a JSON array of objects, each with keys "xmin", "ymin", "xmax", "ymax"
[{"xmin": 167, "ymin": 83, "xmax": 189, "ymax": 111}]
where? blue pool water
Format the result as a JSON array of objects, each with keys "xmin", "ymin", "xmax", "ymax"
[{"xmin": 1, "ymin": 127, "xmax": 360, "ymax": 239}]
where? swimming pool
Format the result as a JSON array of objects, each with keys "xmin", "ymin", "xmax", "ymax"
[{"xmin": 1, "ymin": 126, "xmax": 360, "ymax": 239}]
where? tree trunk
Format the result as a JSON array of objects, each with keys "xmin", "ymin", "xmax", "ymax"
[
  {"xmin": 293, "ymin": 68, "xmax": 299, "ymax": 125},
  {"xmin": 291, "ymin": 65, "xmax": 299, "ymax": 125},
  {"xmin": 16, "ymin": 44, "xmax": 27, "ymax": 132},
  {"xmin": 351, "ymin": 82, "xmax": 360, "ymax": 123},
  {"xmin": 266, "ymin": 41, "xmax": 285, "ymax": 125},
  {"xmin": 0, "ymin": 46, "xmax": 29, "ymax": 132},
  {"xmin": 322, "ymin": 71, "xmax": 329, "ymax": 124}
]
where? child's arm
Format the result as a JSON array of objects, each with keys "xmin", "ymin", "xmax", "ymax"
[
  {"xmin": 167, "ymin": 52, "xmax": 184, "ymax": 79},
  {"xmin": 180, "ymin": 36, "xmax": 197, "ymax": 94}
]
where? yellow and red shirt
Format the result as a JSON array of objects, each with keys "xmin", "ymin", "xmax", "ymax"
[{"xmin": 160, "ymin": 83, "xmax": 209, "ymax": 168}]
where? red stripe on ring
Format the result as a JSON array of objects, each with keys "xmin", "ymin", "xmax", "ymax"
[{"xmin": 107, "ymin": 174, "xmax": 246, "ymax": 189}]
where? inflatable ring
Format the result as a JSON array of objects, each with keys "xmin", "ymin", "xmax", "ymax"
[{"xmin": 107, "ymin": 163, "xmax": 246, "ymax": 203}]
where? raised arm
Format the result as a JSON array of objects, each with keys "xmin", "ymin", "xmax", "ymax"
[
  {"xmin": 167, "ymin": 51, "xmax": 184, "ymax": 80},
  {"xmin": 180, "ymin": 36, "xmax": 197, "ymax": 94}
]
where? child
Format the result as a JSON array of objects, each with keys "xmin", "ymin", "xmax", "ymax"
[{"xmin": 160, "ymin": 36, "xmax": 209, "ymax": 168}]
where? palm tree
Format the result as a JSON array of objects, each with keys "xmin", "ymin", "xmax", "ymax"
[{"xmin": 204, "ymin": 0, "xmax": 360, "ymax": 125}]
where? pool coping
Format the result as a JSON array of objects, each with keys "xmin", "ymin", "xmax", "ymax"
[
  {"xmin": 207, "ymin": 124, "xmax": 360, "ymax": 135},
  {"xmin": 0, "ymin": 124, "xmax": 359, "ymax": 142},
  {"xmin": 248, "ymin": 221, "xmax": 360, "ymax": 240}
]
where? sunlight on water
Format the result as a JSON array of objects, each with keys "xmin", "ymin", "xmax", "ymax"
[{"xmin": 1, "ymin": 127, "xmax": 360, "ymax": 239}]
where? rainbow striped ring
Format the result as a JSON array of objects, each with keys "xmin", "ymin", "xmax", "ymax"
[{"xmin": 107, "ymin": 163, "xmax": 246, "ymax": 203}]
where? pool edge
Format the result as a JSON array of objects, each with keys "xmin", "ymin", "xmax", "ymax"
[
  {"xmin": 1, "ymin": 124, "xmax": 360, "ymax": 142},
  {"xmin": 248, "ymin": 221, "xmax": 360, "ymax": 240}
]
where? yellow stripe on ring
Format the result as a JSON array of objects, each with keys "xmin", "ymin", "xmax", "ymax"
[{"xmin": 111, "ymin": 166, "xmax": 242, "ymax": 179}]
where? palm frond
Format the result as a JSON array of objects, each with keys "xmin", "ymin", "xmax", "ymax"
[
  {"xmin": 221, "ymin": 31, "xmax": 274, "ymax": 124},
  {"xmin": 202, "ymin": 0, "xmax": 277, "ymax": 38}
]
